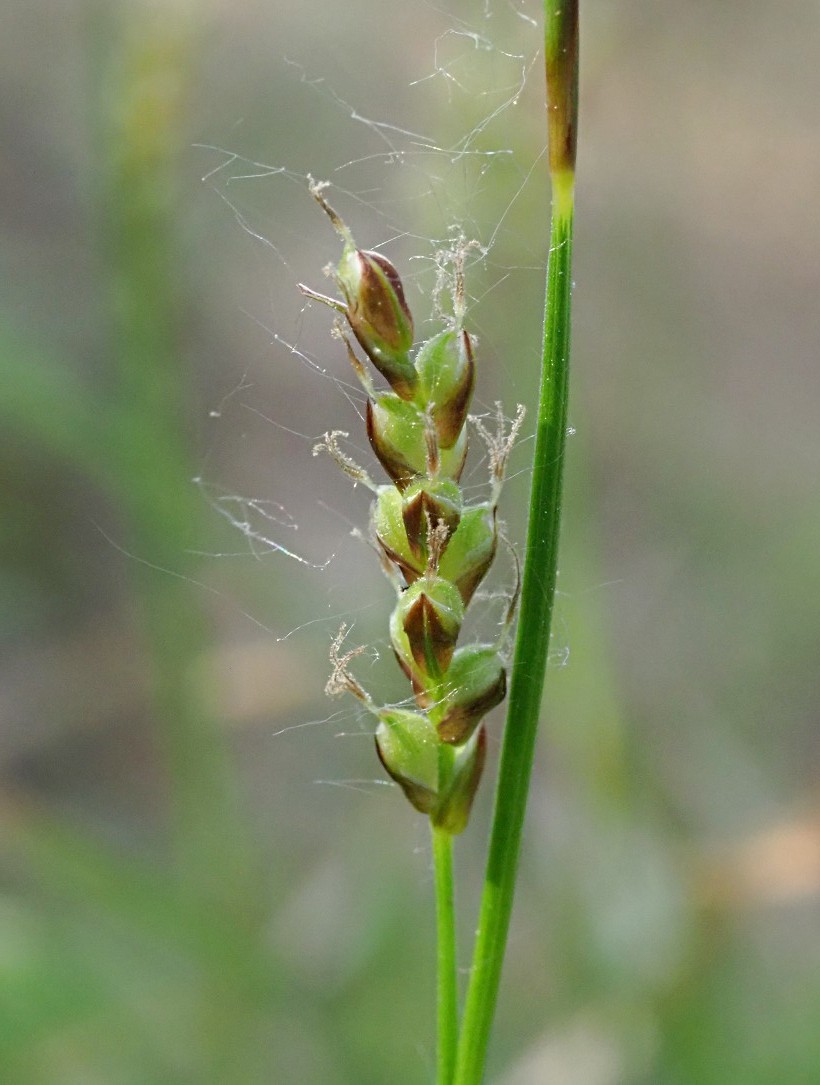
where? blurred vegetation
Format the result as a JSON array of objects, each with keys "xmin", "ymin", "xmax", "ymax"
[{"xmin": 1, "ymin": 1, "xmax": 819, "ymax": 1082}]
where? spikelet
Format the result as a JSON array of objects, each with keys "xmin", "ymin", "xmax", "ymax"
[{"xmin": 302, "ymin": 185, "xmax": 521, "ymax": 834}]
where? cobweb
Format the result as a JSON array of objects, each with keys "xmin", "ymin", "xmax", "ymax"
[{"xmin": 193, "ymin": 0, "xmax": 569, "ymax": 767}]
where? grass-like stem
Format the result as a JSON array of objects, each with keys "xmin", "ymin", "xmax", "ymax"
[
  {"xmin": 432, "ymin": 825, "xmax": 459, "ymax": 1085},
  {"xmin": 452, "ymin": 3, "xmax": 578, "ymax": 1080}
]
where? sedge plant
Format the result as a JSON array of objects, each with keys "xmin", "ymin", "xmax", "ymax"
[{"xmin": 300, "ymin": 2, "xmax": 578, "ymax": 1080}]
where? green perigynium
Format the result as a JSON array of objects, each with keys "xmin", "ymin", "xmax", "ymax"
[{"xmin": 302, "ymin": 180, "xmax": 522, "ymax": 835}]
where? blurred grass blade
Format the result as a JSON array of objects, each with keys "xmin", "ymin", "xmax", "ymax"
[{"xmin": 0, "ymin": 326, "xmax": 114, "ymax": 486}]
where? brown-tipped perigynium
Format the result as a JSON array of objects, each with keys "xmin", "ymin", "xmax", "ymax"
[
  {"xmin": 414, "ymin": 329, "xmax": 475, "ymax": 450},
  {"xmin": 400, "ymin": 479, "xmax": 462, "ymax": 560},
  {"xmin": 337, "ymin": 245, "xmax": 418, "ymax": 399},
  {"xmin": 372, "ymin": 480, "xmax": 462, "ymax": 583},
  {"xmin": 434, "ymin": 646, "xmax": 507, "ymax": 745},
  {"xmin": 375, "ymin": 711, "xmax": 488, "ymax": 834},
  {"xmin": 437, "ymin": 505, "xmax": 497, "ymax": 606},
  {"xmin": 375, "ymin": 709, "xmax": 439, "ymax": 815},
  {"xmin": 366, "ymin": 395, "xmax": 468, "ymax": 491},
  {"xmin": 391, "ymin": 577, "xmax": 465, "ymax": 692}
]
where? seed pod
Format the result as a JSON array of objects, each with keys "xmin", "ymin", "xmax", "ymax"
[
  {"xmin": 432, "ymin": 727, "xmax": 487, "ymax": 835},
  {"xmin": 437, "ymin": 504, "xmax": 498, "ymax": 605},
  {"xmin": 375, "ymin": 708, "xmax": 439, "ymax": 815},
  {"xmin": 367, "ymin": 395, "xmax": 468, "ymax": 491},
  {"xmin": 433, "ymin": 645, "xmax": 507, "ymax": 745},
  {"xmin": 391, "ymin": 577, "xmax": 464, "ymax": 698},
  {"xmin": 337, "ymin": 246, "xmax": 417, "ymax": 399},
  {"xmin": 414, "ymin": 329, "xmax": 475, "ymax": 449}
]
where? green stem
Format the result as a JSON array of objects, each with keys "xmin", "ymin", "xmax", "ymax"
[
  {"xmin": 432, "ymin": 824, "xmax": 458, "ymax": 1085},
  {"xmin": 452, "ymin": 3, "xmax": 578, "ymax": 1080}
]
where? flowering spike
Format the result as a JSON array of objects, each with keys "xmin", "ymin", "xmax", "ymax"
[{"xmin": 305, "ymin": 209, "xmax": 514, "ymax": 831}]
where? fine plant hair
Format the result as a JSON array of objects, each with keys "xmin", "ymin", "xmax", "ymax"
[{"xmin": 299, "ymin": 3, "xmax": 578, "ymax": 1082}]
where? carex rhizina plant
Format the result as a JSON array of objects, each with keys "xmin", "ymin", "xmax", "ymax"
[
  {"xmin": 300, "ymin": 181, "xmax": 523, "ymax": 837},
  {"xmin": 299, "ymin": 1, "xmax": 577, "ymax": 1079}
]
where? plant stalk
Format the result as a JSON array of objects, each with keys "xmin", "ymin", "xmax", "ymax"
[
  {"xmin": 433, "ymin": 825, "xmax": 459, "ymax": 1085},
  {"xmin": 452, "ymin": 3, "xmax": 578, "ymax": 1081}
]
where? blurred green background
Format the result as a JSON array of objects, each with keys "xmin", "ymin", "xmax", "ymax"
[{"xmin": 2, "ymin": 1, "xmax": 819, "ymax": 1082}]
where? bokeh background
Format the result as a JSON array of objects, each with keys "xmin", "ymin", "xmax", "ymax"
[{"xmin": 2, "ymin": 1, "xmax": 819, "ymax": 1082}]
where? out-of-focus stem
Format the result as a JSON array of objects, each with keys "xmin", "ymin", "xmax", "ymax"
[{"xmin": 99, "ymin": 9, "xmax": 251, "ymax": 912}]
